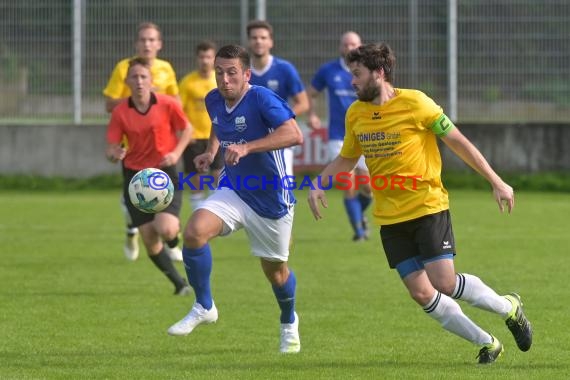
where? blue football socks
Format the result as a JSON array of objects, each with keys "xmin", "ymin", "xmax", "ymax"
[
  {"xmin": 182, "ymin": 244, "xmax": 213, "ymax": 310},
  {"xmin": 344, "ymin": 196, "xmax": 364, "ymax": 237},
  {"xmin": 272, "ymin": 270, "xmax": 297, "ymax": 324}
]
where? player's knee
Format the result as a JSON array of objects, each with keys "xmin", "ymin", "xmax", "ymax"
[
  {"xmin": 183, "ymin": 223, "xmax": 208, "ymax": 248},
  {"xmin": 261, "ymin": 261, "xmax": 289, "ymax": 286},
  {"xmin": 408, "ymin": 287, "xmax": 434, "ymax": 306},
  {"xmin": 160, "ymin": 226, "xmax": 179, "ymax": 242}
]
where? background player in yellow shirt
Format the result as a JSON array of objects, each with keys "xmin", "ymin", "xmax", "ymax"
[
  {"xmin": 103, "ymin": 22, "xmax": 181, "ymax": 262},
  {"xmin": 103, "ymin": 22, "xmax": 179, "ymax": 112},
  {"xmin": 178, "ymin": 41, "xmax": 222, "ymax": 209},
  {"xmin": 308, "ymin": 42, "xmax": 532, "ymax": 364}
]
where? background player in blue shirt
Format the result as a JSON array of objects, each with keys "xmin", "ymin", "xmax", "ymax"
[
  {"xmin": 307, "ymin": 31, "xmax": 372, "ymax": 241},
  {"xmin": 167, "ymin": 44, "xmax": 305, "ymax": 354},
  {"xmin": 247, "ymin": 19, "xmax": 309, "ymax": 177}
]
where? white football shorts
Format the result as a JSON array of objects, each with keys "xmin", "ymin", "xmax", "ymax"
[{"xmin": 198, "ymin": 187, "xmax": 294, "ymax": 262}]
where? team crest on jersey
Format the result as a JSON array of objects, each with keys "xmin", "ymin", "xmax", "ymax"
[
  {"xmin": 267, "ymin": 79, "xmax": 279, "ymax": 91},
  {"xmin": 372, "ymin": 112, "xmax": 382, "ymax": 120},
  {"xmin": 234, "ymin": 116, "xmax": 247, "ymax": 132},
  {"xmin": 334, "ymin": 75, "xmax": 342, "ymax": 82}
]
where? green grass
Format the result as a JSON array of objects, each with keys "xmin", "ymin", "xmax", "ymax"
[{"xmin": 1, "ymin": 189, "xmax": 569, "ymax": 379}]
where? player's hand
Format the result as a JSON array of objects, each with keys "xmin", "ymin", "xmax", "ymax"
[
  {"xmin": 106, "ymin": 145, "xmax": 126, "ymax": 163},
  {"xmin": 307, "ymin": 114, "xmax": 322, "ymax": 130},
  {"xmin": 492, "ymin": 180, "xmax": 514, "ymax": 213},
  {"xmin": 160, "ymin": 152, "xmax": 179, "ymax": 168},
  {"xmin": 308, "ymin": 186, "xmax": 328, "ymax": 220},
  {"xmin": 194, "ymin": 152, "xmax": 214, "ymax": 172},
  {"xmin": 225, "ymin": 144, "xmax": 249, "ymax": 166}
]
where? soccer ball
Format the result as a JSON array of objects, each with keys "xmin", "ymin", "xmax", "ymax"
[{"xmin": 128, "ymin": 168, "xmax": 174, "ymax": 213}]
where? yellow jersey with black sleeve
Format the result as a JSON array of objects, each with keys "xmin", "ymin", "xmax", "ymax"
[
  {"xmin": 178, "ymin": 70, "xmax": 216, "ymax": 139},
  {"xmin": 102, "ymin": 57, "xmax": 179, "ymax": 99},
  {"xmin": 341, "ymin": 88, "xmax": 456, "ymax": 225}
]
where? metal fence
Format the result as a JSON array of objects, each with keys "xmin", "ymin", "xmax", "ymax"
[{"xmin": 1, "ymin": 0, "xmax": 569, "ymax": 123}]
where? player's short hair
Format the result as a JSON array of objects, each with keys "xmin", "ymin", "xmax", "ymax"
[
  {"xmin": 196, "ymin": 40, "xmax": 217, "ymax": 55},
  {"xmin": 246, "ymin": 19, "xmax": 274, "ymax": 38},
  {"xmin": 137, "ymin": 22, "xmax": 162, "ymax": 40},
  {"xmin": 346, "ymin": 42, "xmax": 396, "ymax": 83},
  {"xmin": 127, "ymin": 57, "xmax": 151, "ymax": 73},
  {"xmin": 215, "ymin": 45, "xmax": 250, "ymax": 70}
]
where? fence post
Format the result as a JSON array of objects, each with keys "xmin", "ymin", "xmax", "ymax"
[
  {"xmin": 409, "ymin": 0, "xmax": 418, "ymax": 88},
  {"xmin": 73, "ymin": 0, "xmax": 83, "ymax": 124},
  {"xmin": 256, "ymin": 0, "xmax": 266, "ymax": 20},
  {"xmin": 448, "ymin": 0, "xmax": 458, "ymax": 121}
]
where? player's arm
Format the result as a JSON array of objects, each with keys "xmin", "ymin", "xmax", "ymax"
[
  {"xmin": 237, "ymin": 118, "xmax": 303, "ymax": 154},
  {"xmin": 290, "ymin": 90, "xmax": 309, "ymax": 116},
  {"xmin": 306, "ymin": 85, "xmax": 323, "ymax": 130},
  {"xmin": 438, "ymin": 117, "xmax": 514, "ymax": 213},
  {"xmin": 105, "ymin": 111, "xmax": 127, "ymax": 162},
  {"xmin": 205, "ymin": 131, "xmax": 220, "ymax": 157},
  {"xmin": 224, "ymin": 118, "xmax": 303, "ymax": 166},
  {"xmin": 308, "ymin": 154, "xmax": 360, "ymax": 220},
  {"xmin": 105, "ymin": 142, "xmax": 126, "ymax": 163}
]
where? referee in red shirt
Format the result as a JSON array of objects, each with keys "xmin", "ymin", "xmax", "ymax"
[{"xmin": 106, "ymin": 57, "xmax": 193, "ymax": 296}]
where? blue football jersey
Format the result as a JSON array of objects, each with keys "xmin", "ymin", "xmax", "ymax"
[
  {"xmin": 250, "ymin": 56, "xmax": 305, "ymax": 105},
  {"xmin": 205, "ymin": 85, "xmax": 296, "ymax": 219},
  {"xmin": 311, "ymin": 58, "xmax": 357, "ymax": 141}
]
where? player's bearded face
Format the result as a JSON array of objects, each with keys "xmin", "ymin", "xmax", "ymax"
[{"xmin": 355, "ymin": 74, "xmax": 380, "ymax": 102}]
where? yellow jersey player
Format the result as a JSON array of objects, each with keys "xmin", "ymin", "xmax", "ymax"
[
  {"xmin": 178, "ymin": 41, "xmax": 222, "ymax": 210},
  {"xmin": 103, "ymin": 22, "xmax": 181, "ymax": 262},
  {"xmin": 103, "ymin": 22, "xmax": 179, "ymax": 112},
  {"xmin": 308, "ymin": 42, "xmax": 532, "ymax": 364}
]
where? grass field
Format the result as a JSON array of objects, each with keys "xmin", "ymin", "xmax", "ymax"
[{"xmin": 1, "ymin": 189, "xmax": 569, "ymax": 379}]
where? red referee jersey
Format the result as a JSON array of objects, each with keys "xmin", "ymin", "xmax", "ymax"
[{"xmin": 107, "ymin": 93, "xmax": 189, "ymax": 170}]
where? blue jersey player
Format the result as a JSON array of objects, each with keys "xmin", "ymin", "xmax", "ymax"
[
  {"xmin": 167, "ymin": 45, "xmax": 304, "ymax": 354},
  {"xmin": 307, "ymin": 31, "xmax": 373, "ymax": 242},
  {"xmin": 247, "ymin": 20, "xmax": 309, "ymax": 177}
]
